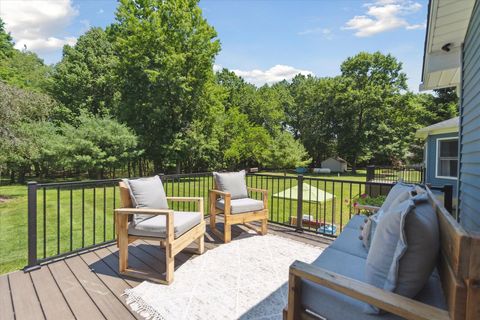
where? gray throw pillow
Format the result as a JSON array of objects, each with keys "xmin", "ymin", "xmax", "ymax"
[
  {"xmin": 376, "ymin": 182, "xmax": 415, "ymax": 220},
  {"xmin": 213, "ymin": 170, "xmax": 249, "ymax": 200},
  {"xmin": 364, "ymin": 193, "xmax": 439, "ymax": 314},
  {"xmin": 124, "ymin": 175, "xmax": 169, "ymax": 224}
]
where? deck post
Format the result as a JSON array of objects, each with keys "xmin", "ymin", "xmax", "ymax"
[
  {"xmin": 25, "ymin": 181, "xmax": 40, "ymax": 271},
  {"xmin": 296, "ymin": 174, "xmax": 303, "ymax": 232}
]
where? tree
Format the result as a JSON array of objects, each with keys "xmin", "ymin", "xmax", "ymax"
[
  {"xmin": 0, "ymin": 18, "xmax": 14, "ymax": 59},
  {"xmin": 111, "ymin": 0, "xmax": 220, "ymax": 171},
  {"xmin": 268, "ymin": 131, "xmax": 311, "ymax": 168},
  {"xmin": 51, "ymin": 27, "xmax": 119, "ymax": 119},
  {"xmin": 0, "ymin": 50, "xmax": 51, "ymax": 91},
  {"xmin": 336, "ymin": 52, "xmax": 408, "ymax": 170},
  {"xmin": 62, "ymin": 114, "xmax": 141, "ymax": 178}
]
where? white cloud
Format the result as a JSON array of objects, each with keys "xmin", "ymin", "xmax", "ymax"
[
  {"xmin": 344, "ymin": 0, "xmax": 425, "ymax": 37},
  {"xmin": 0, "ymin": 0, "xmax": 78, "ymax": 53},
  {"xmin": 231, "ymin": 65, "xmax": 313, "ymax": 86},
  {"xmin": 97, "ymin": 9, "xmax": 104, "ymax": 14},
  {"xmin": 213, "ymin": 64, "xmax": 222, "ymax": 72},
  {"xmin": 298, "ymin": 27, "xmax": 333, "ymax": 40}
]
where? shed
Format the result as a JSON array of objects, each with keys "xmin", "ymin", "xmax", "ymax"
[
  {"xmin": 320, "ymin": 157, "xmax": 347, "ymax": 173},
  {"xmin": 416, "ymin": 117, "xmax": 459, "ymax": 194}
]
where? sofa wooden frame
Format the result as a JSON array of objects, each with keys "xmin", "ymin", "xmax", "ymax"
[
  {"xmin": 209, "ymin": 185, "xmax": 268, "ymax": 243},
  {"xmin": 284, "ymin": 187, "xmax": 480, "ymax": 320},
  {"xmin": 115, "ymin": 181, "xmax": 206, "ymax": 285}
]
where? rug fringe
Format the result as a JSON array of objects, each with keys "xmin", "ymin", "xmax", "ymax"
[{"xmin": 124, "ymin": 288, "xmax": 165, "ymax": 320}]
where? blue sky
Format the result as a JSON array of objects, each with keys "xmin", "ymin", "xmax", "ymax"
[{"xmin": 0, "ymin": 0, "xmax": 428, "ymax": 91}]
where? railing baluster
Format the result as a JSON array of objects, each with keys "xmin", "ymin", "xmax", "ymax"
[
  {"xmin": 70, "ymin": 188, "xmax": 73, "ymax": 251},
  {"xmin": 103, "ymin": 185, "xmax": 106, "ymax": 242},
  {"xmin": 57, "ymin": 187, "xmax": 60, "ymax": 255},
  {"xmin": 43, "ymin": 187, "xmax": 46, "ymax": 259}
]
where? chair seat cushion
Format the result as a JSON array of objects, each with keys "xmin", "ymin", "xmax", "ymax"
[
  {"xmin": 329, "ymin": 227, "xmax": 368, "ymax": 259},
  {"xmin": 216, "ymin": 198, "xmax": 264, "ymax": 214},
  {"xmin": 128, "ymin": 211, "xmax": 202, "ymax": 239},
  {"xmin": 301, "ymin": 247, "xmax": 447, "ymax": 320}
]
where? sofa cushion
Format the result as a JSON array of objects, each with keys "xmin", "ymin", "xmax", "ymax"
[
  {"xmin": 216, "ymin": 198, "xmax": 264, "ymax": 214},
  {"xmin": 365, "ymin": 193, "xmax": 439, "ymax": 313},
  {"xmin": 329, "ymin": 227, "xmax": 368, "ymax": 259},
  {"xmin": 123, "ymin": 175, "xmax": 169, "ymax": 224},
  {"xmin": 344, "ymin": 214, "xmax": 367, "ymax": 230},
  {"xmin": 128, "ymin": 211, "xmax": 202, "ymax": 239},
  {"xmin": 300, "ymin": 247, "xmax": 446, "ymax": 320},
  {"xmin": 213, "ymin": 170, "xmax": 248, "ymax": 199}
]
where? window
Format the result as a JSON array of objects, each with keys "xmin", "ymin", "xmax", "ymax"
[{"xmin": 436, "ymin": 138, "xmax": 458, "ymax": 178}]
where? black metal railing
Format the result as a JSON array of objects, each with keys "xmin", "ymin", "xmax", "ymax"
[
  {"xmin": 24, "ymin": 172, "xmax": 452, "ymax": 270},
  {"xmin": 366, "ymin": 165, "xmax": 425, "ymax": 184}
]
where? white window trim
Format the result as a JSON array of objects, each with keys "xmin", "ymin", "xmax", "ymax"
[{"xmin": 435, "ymin": 136, "xmax": 459, "ymax": 180}]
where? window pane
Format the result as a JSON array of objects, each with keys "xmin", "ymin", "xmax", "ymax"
[
  {"xmin": 439, "ymin": 159, "xmax": 458, "ymax": 177},
  {"xmin": 440, "ymin": 140, "xmax": 458, "ymax": 157}
]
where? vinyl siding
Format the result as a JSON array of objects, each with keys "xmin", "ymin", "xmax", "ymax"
[{"xmin": 459, "ymin": 1, "xmax": 480, "ymax": 234}]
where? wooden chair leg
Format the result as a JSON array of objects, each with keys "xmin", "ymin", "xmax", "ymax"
[
  {"xmin": 261, "ymin": 218, "xmax": 268, "ymax": 235},
  {"xmin": 118, "ymin": 216, "xmax": 129, "ymax": 273},
  {"xmin": 197, "ymin": 235, "xmax": 204, "ymax": 254},
  {"xmin": 224, "ymin": 221, "xmax": 231, "ymax": 243},
  {"xmin": 209, "ymin": 193, "xmax": 217, "ymax": 230},
  {"xmin": 165, "ymin": 243, "xmax": 174, "ymax": 284}
]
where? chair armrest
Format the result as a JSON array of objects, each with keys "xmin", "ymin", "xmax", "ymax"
[
  {"xmin": 247, "ymin": 187, "xmax": 268, "ymax": 195},
  {"xmin": 209, "ymin": 189, "xmax": 231, "ymax": 197},
  {"xmin": 355, "ymin": 204, "xmax": 381, "ymax": 213},
  {"xmin": 114, "ymin": 208, "xmax": 174, "ymax": 216},
  {"xmin": 166, "ymin": 197, "xmax": 204, "ymax": 215},
  {"xmin": 166, "ymin": 196, "xmax": 203, "ymax": 202},
  {"xmin": 247, "ymin": 187, "xmax": 268, "ymax": 205},
  {"xmin": 289, "ymin": 261, "xmax": 450, "ymax": 320}
]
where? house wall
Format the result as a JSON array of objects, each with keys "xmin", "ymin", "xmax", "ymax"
[
  {"xmin": 320, "ymin": 159, "xmax": 346, "ymax": 172},
  {"xmin": 459, "ymin": 1, "xmax": 480, "ymax": 234},
  {"xmin": 425, "ymin": 132, "xmax": 458, "ymax": 194}
]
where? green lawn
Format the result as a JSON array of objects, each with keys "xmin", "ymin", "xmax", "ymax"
[{"xmin": 0, "ymin": 171, "xmax": 381, "ymax": 274}]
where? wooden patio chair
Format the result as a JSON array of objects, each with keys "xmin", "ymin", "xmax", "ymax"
[
  {"xmin": 115, "ymin": 176, "xmax": 205, "ymax": 285},
  {"xmin": 209, "ymin": 171, "xmax": 268, "ymax": 243}
]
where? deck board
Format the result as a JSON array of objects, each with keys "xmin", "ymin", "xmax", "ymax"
[
  {"xmin": 0, "ymin": 221, "xmax": 331, "ymax": 319},
  {"xmin": 8, "ymin": 270, "xmax": 45, "ymax": 320},
  {"xmin": 0, "ymin": 275, "xmax": 15, "ymax": 320},
  {"xmin": 30, "ymin": 266, "xmax": 75, "ymax": 320},
  {"xmin": 48, "ymin": 261, "xmax": 106, "ymax": 320}
]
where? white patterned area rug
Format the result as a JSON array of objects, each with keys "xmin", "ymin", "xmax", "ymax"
[{"xmin": 124, "ymin": 233, "xmax": 322, "ymax": 320}]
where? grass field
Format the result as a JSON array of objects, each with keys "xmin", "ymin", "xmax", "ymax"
[{"xmin": 0, "ymin": 170, "xmax": 385, "ymax": 274}]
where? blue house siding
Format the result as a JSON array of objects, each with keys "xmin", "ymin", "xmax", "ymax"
[
  {"xmin": 459, "ymin": 1, "xmax": 480, "ymax": 233},
  {"xmin": 425, "ymin": 132, "xmax": 458, "ymax": 194}
]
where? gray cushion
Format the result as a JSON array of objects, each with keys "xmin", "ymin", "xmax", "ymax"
[
  {"xmin": 216, "ymin": 198, "xmax": 264, "ymax": 214},
  {"xmin": 213, "ymin": 170, "xmax": 248, "ymax": 199},
  {"xmin": 377, "ymin": 182, "xmax": 415, "ymax": 219},
  {"xmin": 344, "ymin": 214, "xmax": 367, "ymax": 230},
  {"xmin": 301, "ymin": 247, "xmax": 446, "ymax": 320},
  {"xmin": 365, "ymin": 193, "xmax": 439, "ymax": 313},
  {"xmin": 123, "ymin": 175, "xmax": 169, "ymax": 224},
  {"xmin": 329, "ymin": 227, "xmax": 368, "ymax": 259},
  {"xmin": 128, "ymin": 211, "xmax": 202, "ymax": 239}
]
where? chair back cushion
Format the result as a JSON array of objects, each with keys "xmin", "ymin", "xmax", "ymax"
[
  {"xmin": 364, "ymin": 192, "xmax": 439, "ymax": 314},
  {"xmin": 213, "ymin": 170, "xmax": 248, "ymax": 199},
  {"xmin": 123, "ymin": 175, "xmax": 169, "ymax": 224}
]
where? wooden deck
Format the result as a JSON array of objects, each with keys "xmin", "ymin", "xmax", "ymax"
[{"xmin": 0, "ymin": 220, "xmax": 331, "ymax": 320}]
